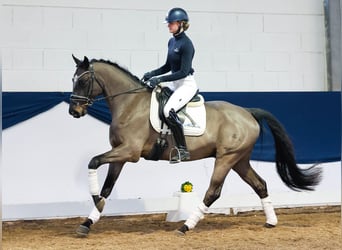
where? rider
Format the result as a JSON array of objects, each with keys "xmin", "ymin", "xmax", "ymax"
[{"xmin": 143, "ymin": 7, "xmax": 198, "ymax": 163}]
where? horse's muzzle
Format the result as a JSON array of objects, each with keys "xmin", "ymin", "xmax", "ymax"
[{"xmin": 69, "ymin": 105, "xmax": 87, "ymax": 118}]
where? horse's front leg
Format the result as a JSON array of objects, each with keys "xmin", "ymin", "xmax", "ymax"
[
  {"xmin": 76, "ymin": 144, "xmax": 139, "ymax": 237},
  {"xmin": 76, "ymin": 161, "xmax": 124, "ymax": 236}
]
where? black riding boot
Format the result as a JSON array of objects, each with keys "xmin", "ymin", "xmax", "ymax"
[{"xmin": 166, "ymin": 109, "xmax": 190, "ymax": 163}]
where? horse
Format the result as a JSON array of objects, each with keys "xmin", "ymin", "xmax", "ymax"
[{"xmin": 69, "ymin": 55, "xmax": 321, "ymax": 236}]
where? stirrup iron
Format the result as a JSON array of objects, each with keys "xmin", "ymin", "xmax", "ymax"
[
  {"xmin": 169, "ymin": 147, "xmax": 181, "ymax": 164},
  {"xmin": 169, "ymin": 146, "xmax": 190, "ymax": 164}
]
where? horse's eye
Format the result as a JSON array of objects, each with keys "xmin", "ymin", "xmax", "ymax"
[
  {"xmin": 76, "ymin": 77, "xmax": 90, "ymax": 88},
  {"xmin": 79, "ymin": 79, "xmax": 87, "ymax": 87}
]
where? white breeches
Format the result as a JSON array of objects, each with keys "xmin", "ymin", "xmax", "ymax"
[{"xmin": 163, "ymin": 75, "xmax": 198, "ymax": 118}]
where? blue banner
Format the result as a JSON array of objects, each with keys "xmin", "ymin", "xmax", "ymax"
[{"xmin": 2, "ymin": 91, "xmax": 340, "ymax": 163}]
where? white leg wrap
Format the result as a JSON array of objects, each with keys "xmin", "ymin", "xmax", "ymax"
[
  {"xmin": 184, "ymin": 202, "xmax": 208, "ymax": 230},
  {"xmin": 88, "ymin": 205, "xmax": 102, "ymax": 224},
  {"xmin": 261, "ymin": 196, "xmax": 278, "ymax": 226},
  {"xmin": 88, "ymin": 169, "xmax": 100, "ymax": 196}
]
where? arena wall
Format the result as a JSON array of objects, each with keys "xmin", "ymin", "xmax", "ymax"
[
  {"xmin": 2, "ymin": 103, "xmax": 340, "ymax": 220},
  {"xmin": 2, "ymin": 1, "xmax": 339, "ymax": 220},
  {"xmin": 1, "ymin": 0, "xmax": 327, "ymax": 91}
]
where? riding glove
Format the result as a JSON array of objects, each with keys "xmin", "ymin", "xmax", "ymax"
[
  {"xmin": 143, "ymin": 72, "xmax": 153, "ymax": 81},
  {"xmin": 147, "ymin": 77, "xmax": 161, "ymax": 89}
]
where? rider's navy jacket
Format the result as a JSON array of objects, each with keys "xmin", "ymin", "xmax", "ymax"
[{"xmin": 151, "ymin": 32, "xmax": 195, "ymax": 82}]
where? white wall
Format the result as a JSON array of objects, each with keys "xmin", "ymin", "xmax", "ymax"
[
  {"xmin": 2, "ymin": 0, "xmax": 337, "ymax": 221},
  {"xmin": 1, "ymin": 0, "xmax": 327, "ymax": 92},
  {"xmin": 2, "ymin": 103, "xmax": 340, "ymax": 220}
]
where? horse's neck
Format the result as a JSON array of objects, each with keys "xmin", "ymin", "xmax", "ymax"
[
  {"xmin": 103, "ymin": 66, "xmax": 136, "ymax": 94},
  {"xmin": 107, "ymin": 90, "xmax": 150, "ymax": 125},
  {"xmin": 97, "ymin": 64, "xmax": 148, "ymax": 118}
]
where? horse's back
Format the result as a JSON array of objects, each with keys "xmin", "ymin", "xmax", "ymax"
[
  {"xmin": 204, "ymin": 100, "xmax": 256, "ymax": 122},
  {"xmin": 203, "ymin": 100, "xmax": 260, "ymax": 147}
]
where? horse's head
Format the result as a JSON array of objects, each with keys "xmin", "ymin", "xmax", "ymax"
[{"xmin": 69, "ymin": 55, "xmax": 103, "ymax": 118}]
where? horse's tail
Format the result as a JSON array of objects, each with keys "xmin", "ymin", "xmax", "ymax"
[{"xmin": 247, "ymin": 108, "xmax": 322, "ymax": 191}]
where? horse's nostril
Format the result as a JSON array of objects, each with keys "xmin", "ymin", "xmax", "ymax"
[{"xmin": 69, "ymin": 109, "xmax": 80, "ymax": 118}]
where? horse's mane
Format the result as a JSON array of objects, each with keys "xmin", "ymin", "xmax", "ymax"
[{"xmin": 90, "ymin": 58, "xmax": 142, "ymax": 85}]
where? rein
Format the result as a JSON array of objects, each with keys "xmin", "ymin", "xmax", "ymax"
[
  {"xmin": 70, "ymin": 64, "xmax": 146, "ymax": 106},
  {"xmin": 94, "ymin": 86, "xmax": 146, "ymax": 102}
]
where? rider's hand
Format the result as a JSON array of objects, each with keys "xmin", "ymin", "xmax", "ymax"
[
  {"xmin": 147, "ymin": 77, "xmax": 161, "ymax": 89},
  {"xmin": 143, "ymin": 72, "xmax": 153, "ymax": 81}
]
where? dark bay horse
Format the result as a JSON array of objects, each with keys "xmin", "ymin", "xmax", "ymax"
[{"xmin": 69, "ymin": 55, "xmax": 321, "ymax": 236}]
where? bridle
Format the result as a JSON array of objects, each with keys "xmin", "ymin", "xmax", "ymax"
[
  {"xmin": 70, "ymin": 64, "xmax": 97, "ymax": 106},
  {"xmin": 70, "ymin": 64, "xmax": 146, "ymax": 106}
]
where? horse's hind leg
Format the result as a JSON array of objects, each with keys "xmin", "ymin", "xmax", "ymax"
[
  {"xmin": 76, "ymin": 162, "xmax": 124, "ymax": 236},
  {"xmin": 233, "ymin": 158, "xmax": 278, "ymax": 227},
  {"xmin": 177, "ymin": 156, "xmax": 235, "ymax": 235}
]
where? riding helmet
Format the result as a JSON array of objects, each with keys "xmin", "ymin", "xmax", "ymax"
[{"xmin": 165, "ymin": 8, "xmax": 189, "ymax": 23}]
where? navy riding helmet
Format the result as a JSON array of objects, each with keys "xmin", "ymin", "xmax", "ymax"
[{"xmin": 165, "ymin": 7, "xmax": 189, "ymax": 23}]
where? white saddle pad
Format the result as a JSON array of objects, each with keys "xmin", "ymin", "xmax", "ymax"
[{"xmin": 149, "ymin": 88, "xmax": 206, "ymax": 136}]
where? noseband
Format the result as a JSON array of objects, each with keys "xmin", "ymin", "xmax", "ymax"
[{"xmin": 70, "ymin": 63, "xmax": 146, "ymax": 106}]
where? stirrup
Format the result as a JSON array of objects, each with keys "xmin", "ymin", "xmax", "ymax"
[{"xmin": 169, "ymin": 147, "xmax": 190, "ymax": 164}]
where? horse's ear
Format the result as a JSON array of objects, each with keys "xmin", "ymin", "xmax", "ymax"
[
  {"xmin": 82, "ymin": 56, "xmax": 90, "ymax": 68},
  {"xmin": 74, "ymin": 56, "xmax": 90, "ymax": 69},
  {"xmin": 72, "ymin": 54, "xmax": 81, "ymax": 66},
  {"xmin": 77, "ymin": 56, "xmax": 90, "ymax": 69}
]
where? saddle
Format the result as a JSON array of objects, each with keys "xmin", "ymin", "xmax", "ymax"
[
  {"xmin": 146, "ymin": 86, "xmax": 206, "ymax": 161},
  {"xmin": 149, "ymin": 86, "xmax": 206, "ymax": 136}
]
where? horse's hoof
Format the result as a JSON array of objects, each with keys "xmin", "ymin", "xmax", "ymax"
[
  {"xmin": 175, "ymin": 224, "xmax": 189, "ymax": 236},
  {"xmin": 175, "ymin": 229, "xmax": 186, "ymax": 236},
  {"xmin": 264, "ymin": 223, "xmax": 276, "ymax": 228},
  {"xmin": 96, "ymin": 197, "xmax": 105, "ymax": 213},
  {"xmin": 76, "ymin": 225, "xmax": 90, "ymax": 237}
]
